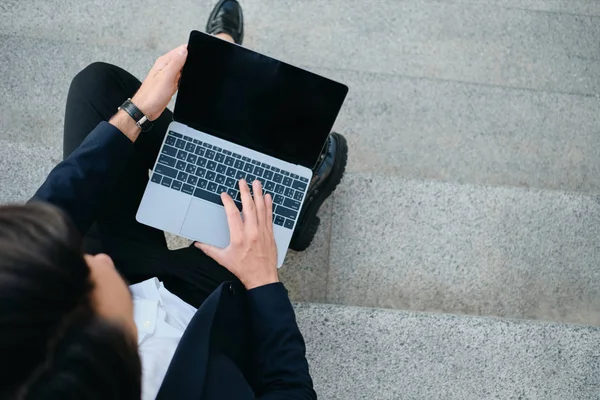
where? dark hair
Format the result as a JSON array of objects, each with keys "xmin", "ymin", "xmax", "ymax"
[{"xmin": 0, "ymin": 202, "xmax": 141, "ymax": 399}]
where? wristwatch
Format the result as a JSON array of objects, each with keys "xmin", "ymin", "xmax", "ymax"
[{"xmin": 118, "ymin": 98, "xmax": 153, "ymax": 131}]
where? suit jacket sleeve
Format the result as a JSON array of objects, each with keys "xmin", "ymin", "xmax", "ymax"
[
  {"xmin": 30, "ymin": 121, "xmax": 136, "ymax": 235},
  {"xmin": 248, "ymin": 282, "xmax": 317, "ymax": 400}
]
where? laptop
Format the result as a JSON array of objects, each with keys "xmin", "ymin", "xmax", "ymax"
[{"xmin": 136, "ymin": 31, "xmax": 348, "ymax": 267}]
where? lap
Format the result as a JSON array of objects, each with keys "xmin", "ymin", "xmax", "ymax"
[{"xmin": 65, "ymin": 62, "xmax": 237, "ymax": 300}]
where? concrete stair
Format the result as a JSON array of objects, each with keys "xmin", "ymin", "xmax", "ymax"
[{"xmin": 2, "ymin": 0, "xmax": 600, "ymax": 398}]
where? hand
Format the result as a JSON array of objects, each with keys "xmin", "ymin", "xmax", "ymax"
[
  {"xmin": 195, "ymin": 180, "xmax": 279, "ymax": 290},
  {"xmin": 131, "ymin": 44, "xmax": 188, "ymax": 121}
]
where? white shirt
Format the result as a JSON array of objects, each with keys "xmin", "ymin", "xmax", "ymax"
[{"xmin": 130, "ymin": 278, "xmax": 197, "ymax": 400}]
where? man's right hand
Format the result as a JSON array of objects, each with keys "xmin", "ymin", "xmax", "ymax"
[{"xmin": 195, "ymin": 179, "xmax": 279, "ymax": 290}]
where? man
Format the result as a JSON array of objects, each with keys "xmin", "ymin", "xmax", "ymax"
[{"xmin": 5, "ymin": 0, "xmax": 346, "ymax": 398}]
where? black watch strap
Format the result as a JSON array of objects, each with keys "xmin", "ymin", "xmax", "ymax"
[{"xmin": 118, "ymin": 98, "xmax": 153, "ymax": 132}]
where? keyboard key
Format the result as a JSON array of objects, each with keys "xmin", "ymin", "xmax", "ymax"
[
  {"xmin": 265, "ymin": 191, "xmax": 275, "ymax": 201},
  {"xmin": 194, "ymin": 146, "xmax": 206, "ymax": 157},
  {"xmin": 195, "ymin": 168, "xmax": 206, "ymax": 178},
  {"xmin": 285, "ymin": 188, "xmax": 295, "ymax": 198},
  {"xmin": 265, "ymin": 181, "xmax": 275, "ymax": 191},
  {"xmin": 224, "ymin": 156, "xmax": 235, "ymax": 166},
  {"xmin": 177, "ymin": 171, "xmax": 188, "ymax": 182},
  {"xmin": 176, "ymin": 160, "xmax": 186, "ymax": 171},
  {"xmin": 263, "ymin": 170, "xmax": 274, "ymax": 180},
  {"xmin": 294, "ymin": 191, "xmax": 304, "ymax": 201},
  {"xmin": 183, "ymin": 136, "xmax": 192, "ymax": 142},
  {"xmin": 254, "ymin": 166, "xmax": 264, "ymax": 176},
  {"xmin": 196, "ymin": 158, "xmax": 207, "ymax": 167},
  {"xmin": 206, "ymin": 171, "xmax": 216, "ymax": 181},
  {"xmin": 227, "ymin": 188, "xmax": 237, "ymax": 198},
  {"xmin": 216, "ymin": 164, "xmax": 227, "ymax": 174},
  {"xmin": 246, "ymin": 174, "xmax": 256, "ymax": 183},
  {"xmin": 193, "ymin": 139, "xmax": 201, "ymax": 145},
  {"xmin": 213, "ymin": 146, "xmax": 222, "ymax": 152},
  {"xmin": 205, "ymin": 150, "xmax": 216, "ymax": 160},
  {"xmin": 276, "ymin": 205, "xmax": 297, "ymax": 221},
  {"xmin": 215, "ymin": 153, "xmax": 225, "ymax": 163},
  {"xmin": 162, "ymin": 145, "xmax": 178, "ymax": 157},
  {"xmin": 251, "ymin": 159, "xmax": 260, "ymax": 166},
  {"xmin": 151, "ymin": 173, "xmax": 162, "ymax": 183},
  {"xmin": 175, "ymin": 139, "xmax": 186, "ymax": 149},
  {"xmin": 204, "ymin": 143, "xmax": 213, "ymax": 149},
  {"xmin": 207, "ymin": 161, "xmax": 217, "ymax": 171},
  {"xmin": 215, "ymin": 174, "xmax": 226, "ymax": 184},
  {"xmin": 185, "ymin": 142, "xmax": 196, "ymax": 153},
  {"xmin": 274, "ymin": 215, "xmax": 285, "ymax": 226},
  {"xmin": 283, "ymin": 177, "xmax": 293, "ymax": 187},
  {"xmin": 224, "ymin": 150, "xmax": 233, "ymax": 156},
  {"xmin": 242, "ymin": 156, "xmax": 251, "ymax": 162},
  {"xmin": 232, "ymin": 153, "xmax": 242, "ymax": 159},
  {"xmin": 274, "ymin": 194, "xmax": 284, "ymax": 205},
  {"xmin": 292, "ymin": 180, "xmax": 307, "ymax": 191},
  {"xmin": 284, "ymin": 197, "xmax": 301, "ymax": 211},
  {"xmin": 299, "ymin": 176, "xmax": 309, "ymax": 183},
  {"xmin": 155, "ymin": 164, "xmax": 178, "ymax": 179},
  {"xmin": 177, "ymin": 150, "xmax": 188, "ymax": 160},
  {"xmin": 275, "ymin": 184, "xmax": 285, "ymax": 194},
  {"xmin": 186, "ymin": 153, "xmax": 198, "ymax": 164},
  {"xmin": 234, "ymin": 160, "xmax": 244, "ymax": 169},
  {"xmin": 271, "ymin": 167, "xmax": 281, "ymax": 173},
  {"xmin": 187, "ymin": 175, "xmax": 198, "ymax": 186},
  {"xmin": 165, "ymin": 135, "xmax": 176, "ymax": 146},
  {"xmin": 281, "ymin": 170, "xmax": 290, "ymax": 177},
  {"xmin": 273, "ymin": 173, "xmax": 283, "ymax": 183},
  {"xmin": 207, "ymin": 182, "xmax": 218, "ymax": 192},
  {"xmin": 226, "ymin": 167, "xmax": 237, "ymax": 178},
  {"xmin": 169, "ymin": 131, "xmax": 183, "ymax": 138},
  {"xmin": 197, "ymin": 178, "xmax": 208, "ymax": 189},
  {"xmin": 171, "ymin": 180, "xmax": 183, "ymax": 191},
  {"xmin": 235, "ymin": 170, "xmax": 245, "ymax": 179},
  {"xmin": 217, "ymin": 185, "xmax": 227, "ymax": 194},
  {"xmin": 243, "ymin": 163, "xmax": 254, "ymax": 173},
  {"xmin": 193, "ymin": 188, "xmax": 222, "ymax": 205},
  {"xmin": 182, "ymin": 183, "xmax": 194, "ymax": 195},
  {"xmin": 225, "ymin": 177, "xmax": 236, "ymax": 188},
  {"xmin": 284, "ymin": 219, "xmax": 295, "ymax": 229},
  {"xmin": 186, "ymin": 164, "xmax": 196, "ymax": 174},
  {"xmin": 291, "ymin": 173, "xmax": 300, "ymax": 180},
  {"xmin": 261, "ymin": 163, "xmax": 270, "ymax": 169},
  {"xmin": 158, "ymin": 154, "xmax": 177, "ymax": 167}
]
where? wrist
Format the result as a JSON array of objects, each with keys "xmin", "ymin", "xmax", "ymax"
[
  {"xmin": 244, "ymin": 275, "xmax": 279, "ymax": 290},
  {"xmin": 109, "ymin": 110, "xmax": 141, "ymax": 142}
]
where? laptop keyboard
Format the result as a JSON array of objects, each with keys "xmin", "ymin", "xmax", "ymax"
[{"xmin": 151, "ymin": 131, "xmax": 310, "ymax": 230}]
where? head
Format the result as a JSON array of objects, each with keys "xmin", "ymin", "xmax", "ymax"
[{"xmin": 0, "ymin": 202, "xmax": 141, "ymax": 399}]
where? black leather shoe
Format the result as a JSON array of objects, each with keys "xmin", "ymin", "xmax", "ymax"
[
  {"xmin": 206, "ymin": 0, "xmax": 244, "ymax": 45},
  {"xmin": 290, "ymin": 132, "xmax": 348, "ymax": 251}
]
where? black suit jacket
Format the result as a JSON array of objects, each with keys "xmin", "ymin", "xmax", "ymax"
[{"xmin": 32, "ymin": 122, "xmax": 317, "ymax": 399}]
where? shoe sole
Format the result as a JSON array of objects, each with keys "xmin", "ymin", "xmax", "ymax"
[{"xmin": 290, "ymin": 132, "xmax": 348, "ymax": 251}]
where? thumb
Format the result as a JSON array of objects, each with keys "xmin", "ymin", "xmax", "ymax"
[
  {"xmin": 165, "ymin": 45, "xmax": 188, "ymax": 73},
  {"xmin": 194, "ymin": 242, "xmax": 224, "ymax": 263}
]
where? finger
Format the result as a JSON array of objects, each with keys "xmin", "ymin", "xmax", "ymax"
[
  {"xmin": 153, "ymin": 45, "xmax": 187, "ymax": 72},
  {"xmin": 239, "ymin": 179, "xmax": 257, "ymax": 227},
  {"xmin": 194, "ymin": 242, "xmax": 225, "ymax": 265},
  {"xmin": 220, "ymin": 192, "xmax": 244, "ymax": 243},
  {"xmin": 253, "ymin": 180, "xmax": 266, "ymax": 227},
  {"xmin": 265, "ymin": 193, "xmax": 274, "ymax": 234},
  {"xmin": 164, "ymin": 44, "xmax": 188, "ymax": 73}
]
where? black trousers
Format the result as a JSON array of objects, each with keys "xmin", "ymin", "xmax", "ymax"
[{"xmin": 64, "ymin": 62, "xmax": 237, "ymax": 308}]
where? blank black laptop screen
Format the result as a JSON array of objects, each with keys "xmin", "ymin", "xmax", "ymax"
[{"xmin": 174, "ymin": 31, "xmax": 348, "ymax": 169}]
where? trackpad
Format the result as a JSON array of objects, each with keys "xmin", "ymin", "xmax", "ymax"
[{"xmin": 180, "ymin": 199, "xmax": 231, "ymax": 248}]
